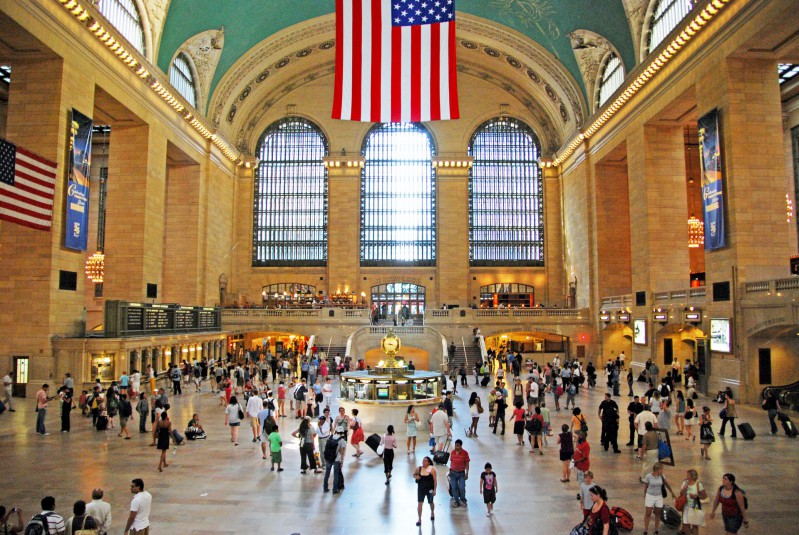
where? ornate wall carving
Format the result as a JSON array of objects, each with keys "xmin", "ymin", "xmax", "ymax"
[
  {"xmin": 179, "ymin": 28, "xmax": 225, "ymax": 114},
  {"xmin": 567, "ymin": 30, "xmax": 618, "ymax": 114},
  {"xmin": 622, "ymin": 0, "xmax": 648, "ymax": 63},
  {"xmin": 144, "ymin": 0, "xmax": 171, "ymax": 61}
]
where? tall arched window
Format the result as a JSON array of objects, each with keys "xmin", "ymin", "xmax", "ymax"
[
  {"xmin": 597, "ymin": 53, "xmax": 625, "ymax": 108},
  {"xmin": 361, "ymin": 123, "xmax": 436, "ymax": 266},
  {"xmin": 97, "ymin": 0, "xmax": 146, "ymax": 55},
  {"xmin": 647, "ymin": 0, "xmax": 695, "ymax": 54},
  {"xmin": 468, "ymin": 118, "xmax": 544, "ymax": 266},
  {"xmin": 170, "ymin": 53, "xmax": 197, "ymax": 108},
  {"xmin": 253, "ymin": 118, "xmax": 328, "ymax": 266}
]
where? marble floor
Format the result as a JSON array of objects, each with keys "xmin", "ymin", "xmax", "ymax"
[{"xmin": 0, "ymin": 376, "xmax": 797, "ymax": 535}]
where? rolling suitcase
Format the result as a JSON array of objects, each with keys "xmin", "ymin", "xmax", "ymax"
[
  {"xmin": 737, "ymin": 422, "xmax": 756, "ymax": 440},
  {"xmin": 365, "ymin": 433, "xmax": 381, "ymax": 454},
  {"xmin": 96, "ymin": 415, "xmax": 108, "ymax": 431},
  {"xmin": 433, "ymin": 438, "xmax": 451, "ymax": 465},
  {"xmin": 172, "ymin": 429, "xmax": 185, "ymax": 445},
  {"xmin": 661, "ymin": 505, "xmax": 681, "ymax": 528},
  {"xmin": 480, "ymin": 375, "xmax": 490, "ymax": 387},
  {"xmin": 779, "ymin": 412, "xmax": 798, "ymax": 437},
  {"xmin": 610, "ymin": 506, "xmax": 634, "ymax": 531}
]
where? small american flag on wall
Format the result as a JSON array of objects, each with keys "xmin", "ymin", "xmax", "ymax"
[
  {"xmin": 0, "ymin": 138, "xmax": 57, "ymax": 231},
  {"xmin": 333, "ymin": 0, "xmax": 460, "ymax": 123}
]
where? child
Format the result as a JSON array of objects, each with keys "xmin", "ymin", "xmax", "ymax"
[
  {"xmin": 578, "ymin": 471, "xmax": 595, "ymax": 518},
  {"xmin": 267, "ymin": 425, "xmax": 283, "ymax": 472},
  {"xmin": 78, "ymin": 390, "xmax": 89, "ymax": 417},
  {"xmin": 480, "ymin": 462, "xmax": 498, "ymax": 516}
]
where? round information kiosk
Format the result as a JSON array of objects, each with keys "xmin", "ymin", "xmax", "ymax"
[{"xmin": 338, "ymin": 330, "xmax": 444, "ymax": 432}]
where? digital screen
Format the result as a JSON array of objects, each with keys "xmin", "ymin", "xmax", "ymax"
[
  {"xmin": 377, "ymin": 387, "xmax": 389, "ymax": 399},
  {"xmin": 653, "ymin": 313, "xmax": 668, "ymax": 322},
  {"xmin": 710, "ymin": 318, "xmax": 731, "ymax": 353},
  {"xmin": 634, "ymin": 319, "xmax": 647, "ymax": 345}
]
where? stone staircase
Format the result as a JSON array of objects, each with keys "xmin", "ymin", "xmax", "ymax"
[{"xmin": 448, "ymin": 345, "xmax": 482, "ymax": 373}]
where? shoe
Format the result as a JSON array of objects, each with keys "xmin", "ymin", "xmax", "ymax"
[
  {"xmin": 125, "ymin": 437, "xmax": 131, "ymax": 440},
  {"xmin": 314, "ymin": 470, "xmax": 322, "ymax": 474},
  {"xmin": 487, "ymin": 513, "xmax": 492, "ymax": 517},
  {"xmin": 277, "ymin": 468, "xmax": 284, "ymax": 472},
  {"xmin": 41, "ymin": 433, "xmax": 50, "ymax": 436},
  {"xmin": 431, "ymin": 515, "xmax": 435, "ymax": 521},
  {"xmin": 625, "ymin": 442, "xmax": 634, "ymax": 446},
  {"xmin": 453, "ymin": 502, "xmax": 460, "ymax": 508},
  {"xmin": 385, "ymin": 480, "xmax": 390, "ymax": 485},
  {"xmin": 252, "ymin": 438, "xmax": 257, "ymax": 443},
  {"xmin": 324, "ymin": 489, "xmax": 330, "ymax": 493},
  {"xmin": 416, "ymin": 521, "xmax": 421, "ymax": 526},
  {"xmin": 333, "ymin": 490, "xmax": 340, "ymax": 494},
  {"xmin": 270, "ymin": 466, "xmax": 274, "ymax": 471},
  {"xmin": 301, "ymin": 470, "xmax": 307, "ymax": 474},
  {"xmin": 540, "ymin": 450, "xmax": 543, "ymax": 455},
  {"xmin": 8, "ymin": 409, "xmax": 15, "ymax": 412}
]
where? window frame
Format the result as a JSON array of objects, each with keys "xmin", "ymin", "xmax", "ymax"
[
  {"xmin": 646, "ymin": 0, "xmax": 695, "ymax": 55},
  {"xmin": 596, "ymin": 52, "xmax": 625, "ymax": 108},
  {"xmin": 96, "ymin": 0, "xmax": 147, "ymax": 57},
  {"xmin": 169, "ymin": 52, "xmax": 198, "ymax": 109}
]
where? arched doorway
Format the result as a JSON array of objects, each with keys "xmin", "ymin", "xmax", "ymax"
[
  {"xmin": 370, "ymin": 282, "xmax": 426, "ymax": 324},
  {"xmin": 479, "ymin": 283, "xmax": 536, "ymax": 308}
]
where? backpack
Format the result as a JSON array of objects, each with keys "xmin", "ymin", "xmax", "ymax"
[
  {"xmin": 568, "ymin": 384, "xmax": 577, "ymax": 395},
  {"xmin": 580, "ymin": 416, "xmax": 588, "ymax": 433},
  {"xmin": 526, "ymin": 417, "xmax": 542, "ymax": 434},
  {"xmin": 120, "ymin": 400, "xmax": 132, "ymax": 418},
  {"xmin": 262, "ymin": 414, "xmax": 276, "ymax": 435},
  {"xmin": 324, "ymin": 436, "xmax": 340, "ymax": 462},
  {"xmin": 265, "ymin": 398, "xmax": 276, "ymax": 411},
  {"xmin": 294, "ymin": 386, "xmax": 306, "ymax": 401},
  {"xmin": 23, "ymin": 513, "xmax": 53, "ymax": 535},
  {"xmin": 555, "ymin": 385, "xmax": 564, "ymax": 397}
]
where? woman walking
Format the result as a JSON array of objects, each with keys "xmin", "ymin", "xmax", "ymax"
[
  {"xmin": 468, "ymin": 392, "xmax": 482, "ymax": 437},
  {"xmin": 413, "ymin": 456, "xmax": 438, "ymax": 526},
  {"xmin": 679, "ymin": 469, "xmax": 708, "ymax": 534},
  {"xmin": 381, "ymin": 425, "xmax": 398, "ymax": 484},
  {"xmin": 224, "ymin": 395, "xmax": 243, "ymax": 446},
  {"xmin": 291, "ymin": 416, "xmax": 320, "ymax": 474},
  {"xmin": 674, "ymin": 391, "xmax": 686, "ymax": 435},
  {"xmin": 684, "ymin": 398, "xmax": 697, "ymax": 441},
  {"xmin": 718, "ymin": 391, "xmax": 737, "ymax": 438},
  {"xmin": 511, "ymin": 402, "xmax": 526, "ymax": 446},
  {"xmin": 155, "ymin": 411, "xmax": 172, "ymax": 472},
  {"xmin": 586, "ymin": 485, "xmax": 612, "ymax": 535},
  {"xmin": 558, "ymin": 424, "xmax": 574, "ymax": 482},
  {"xmin": 642, "ymin": 462, "xmax": 676, "ymax": 535},
  {"xmin": 350, "ymin": 408, "xmax": 364, "ymax": 457},
  {"xmin": 710, "ymin": 473, "xmax": 750, "ymax": 534},
  {"xmin": 699, "ymin": 406, "xmax": 714, "ymax": 460},
  {"xmin": 404, "ymin": 405, "xmax": 420, "ymax": 451}
]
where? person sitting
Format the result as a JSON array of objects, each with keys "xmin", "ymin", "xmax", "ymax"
[{"xmin": 185, "ymin": 413, "xmax": 207, "ymax": 440}]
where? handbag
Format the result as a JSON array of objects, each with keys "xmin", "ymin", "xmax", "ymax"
[
  {"xmin": 700, "ymin": 424, "xmax": 715, "ymax": 442},
  {"xmin": 237, "ymin": 405, "xmax": 245, "ymax": 420},
  {"xmin": 376, "ymin": 444, "xmax": 385, "ymax": 456},
  {"xmin": 675, "ymin": 494, "xmax": 688, "ymax": 512},
  {"xmin": 719, "ymin": 408, "xmax": 727, "ymax": 420},
  {"xmin": 569, "ymin": 519, "xmax": 590, "ymax": 535},
  {"xmin": 73, "ymin": 515, "xmax": 98, "ymax": 535},
  {"xmin": 661, "ymin": 475, "xmax": 669, "ymax": 498}
]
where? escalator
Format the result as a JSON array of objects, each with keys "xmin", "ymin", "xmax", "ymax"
[{"xmin": 762, "ymin": 381, "xmax": 799, "ymax": 410}]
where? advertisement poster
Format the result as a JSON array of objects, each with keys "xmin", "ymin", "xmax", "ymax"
[
  {"xmin": 698, "ymin": 109, "xmax": 726, "ymax": 250},
  {"xmin": 65, "ymin": 108, "xmax": 92, "ymax": 251},
  {"xmin": 709, "ymin": 318, "xmax": 732, "ymax": 353},
  {"xmin": 633, "ymin": 319, "xmax": 647, "ymax": 345}
]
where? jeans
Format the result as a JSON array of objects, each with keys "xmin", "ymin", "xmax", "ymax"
[
  {"xmin": 139, "ymin": 412, "xmax": 148, "ymax": 433},
  {"xmin": 300, "ymin": 444, "xmax": 317, "ymax": 470},
  {"xmin": 493, "ymin": 412, "xmax": 506, "ymax": 434},
  {"xmin": 323, "ymin": 461, "xmax": 335, "ymax": 490},
  {"xmin": 768, "ymin": 409, "xmax": 779, "ymax": 434},
  {"xmin": 333, "ymin": 461, "xmax": 344, "ymax": 491},
  {"xmin": 317, "ymin": 437, "xmax": 328, "ymax": 468},
  {"xmin": 450, "ymin": 470, "xmax": 466, "ymax": 504},
  {"xmin": 36, "ymin": 408, "xmax": 47, "ymax": 434},
  {"xmin": 719, "ymin": 416, "xmax": 737, "ymax": 437},
  {"xmin": 172, "ymin": 380, "xmax": 181, "ymax": 395}
]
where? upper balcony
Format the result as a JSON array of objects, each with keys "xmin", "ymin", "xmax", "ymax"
[{"xmin": 424, "ymin": 307, "xmax": 590, "ymax": 326}]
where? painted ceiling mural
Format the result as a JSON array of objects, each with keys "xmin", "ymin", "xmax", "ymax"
[{"xmin": 157, "ymin": 0, "xmax": 637, "ymax": 110}]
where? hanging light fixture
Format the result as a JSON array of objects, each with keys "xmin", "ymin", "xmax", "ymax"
[
  {"xmin": 687, "ymin": 215, "xmax": 704, "ymax": 248},
  {"xmin": 85, "ymin": 251, "xmax": 105, "ymax": 283}
]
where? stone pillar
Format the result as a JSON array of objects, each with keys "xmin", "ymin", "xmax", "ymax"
[
  {"xmin": 162, "ymin": 158, "xmax": 202, "ymax": 304},
  {"xmin": 627, "ymin": 124, "xmax": 690, "ymax": 293},
  {"xmin": 593, "ymin": 158, "xmax": 632, "ymax": 298},
  {"xmin": 326, "ymin": 160, "xmax": 362, "ymax": 296},
  {"xmin": 435, "ymin": 161, "xmax": 470, "ymax": 308},
  {"xmin": 0, "ymin": 58, "xmax": 95, "ymax": 381},
  {"xmin": 103, "ymin": 123, "xmax": 167, "ymax": 301},
  {"xmin": 542, "ymin": 163, "xmax": 565, "ymax": 305}
]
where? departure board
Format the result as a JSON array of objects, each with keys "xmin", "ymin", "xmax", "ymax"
[{"xmin": 104, "ymin": 301, "xmax": 221, "ymax": 337}]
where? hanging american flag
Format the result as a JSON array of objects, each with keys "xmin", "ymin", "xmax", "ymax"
[
  {"xmin": 0, "ymin": 138, "xmax": 57, "ymax": 231},
  {"xmin": 333, "ymin": 0, "xmax": 460, "ymax": 123}
]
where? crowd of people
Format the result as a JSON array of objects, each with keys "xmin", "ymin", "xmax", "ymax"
[{"xmin": 0, "ymin": 343, "xmax": 774, "ymax": 534}]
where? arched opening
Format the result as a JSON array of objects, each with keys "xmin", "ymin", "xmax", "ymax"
[
  {"xmin": 479, "ymin": 283, "xmax": 536, "ymax": 308},
  {"xmin": 370, "ymin": 282, "xmax": 426, "ymax": 324}
]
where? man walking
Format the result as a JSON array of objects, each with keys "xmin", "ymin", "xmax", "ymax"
[
  {"xmin": 449, "ymin": 439, "xmax": 471, "ymax": 507},
  {"xmin": 2, "ymin": 371, "xmax": 14, "ymax": 412},
  {"xmin": 598, "ymin": 393, "xmax": 621, "ymax": 453},
  {"xmin": 170, "ymin": 364, "xmax": 181, "ymax": 396},
  {"xmin": 317, "ymin": 408, "xmax": 333, "ymax": 470},
  {"xmin": 431, "ymin": 403, "xmax": 451, "ymax": 451},
  {"xmin": 246, "ymin": 388, "xmax": 264, "ymax": 443},
  {"xmin": 626, "ymin": 395, "xmax": 644, "ymax": 446},
  {"xmin": 124, "ymin": 478, "xmax": 152, "ymax": 535}
]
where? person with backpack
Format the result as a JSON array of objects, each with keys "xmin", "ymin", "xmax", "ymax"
[
  {"xmin": 565, "ymin": 382, "xmax": 577, "ymax": 410},
  {"xmin": 64, "ymin": 500, "xmax": 97, "ymax": 535},
  {"xmin": 293, "ymin": 380, "xmax": 307, "ymax": 419},
  {"xmin": 169, "ymin": 364, "xmax": 181, "ymax": 396},
  {"xmin": 25, "ymin": 496, "xmax": 64, "ymax": 535},
  {"xmin": 291, "ymin": 416, "xmax": 320, "ymax": 474},
  {"xmin": 526, "ymin": 406, "xmax": 545, "ymax": 455},
  {"xmin": 117, "ymin": 394, "xmax": 132, "ymax": 439},
  {"xmin": 711, "ymin": 473, "xmax": 749, "ymax": 534}
]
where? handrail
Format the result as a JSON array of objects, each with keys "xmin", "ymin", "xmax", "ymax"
[
  {"xmin": 478, "ymin": 335, "xmax": 487, "ymax": 362},
  {"xmin": 461, "ymin": 337, "xmax": 469, "ymax": 370},
  {"xmin": 305, "ymin": 335, "xmax": 316, "ymax": 357}
]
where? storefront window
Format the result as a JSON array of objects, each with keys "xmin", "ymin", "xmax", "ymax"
[{"xmin": 90, "ymin": 353, "xmax": 115, "ymax": 382}]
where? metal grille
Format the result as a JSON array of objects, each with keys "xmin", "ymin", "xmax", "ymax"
[
  {"xmin": 779, "ymin": 64, "xmax": 799, "ymax": 85},
  {"xmin": 170, "ymin": 53, "xmax": 197, "ymax": 108},
  {"xmin": 648, "ymin": 0, "xmax": 695, "ymax": 54},
  {"xmin": 252, "ymin": 118, "xmax": 328, "ymax": 266},
  {"xmin": 97, "ymin": 166, "xmax": 108, "ymax": 251},
  {"xmin": 468, "ymin": 118, "xmax": 543, "ymax": 266},
  {"xmin": 598, "ymin": 54, "xmax": 624, "ymax": 107},
  {"xmin": 360, "ymin": 123, "xmax": 436, "ymax": 266},
  {"xmin": 0, "ymin": 65, "xmax": 10, "ymax": 85},
  {"xmin": 97, "ymin": 0, "xmax": 146, "ymax": 55}
]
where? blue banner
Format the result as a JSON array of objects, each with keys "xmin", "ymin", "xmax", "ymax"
[
  {"xmin": 65, "ymin": 109, "xmax": 92, "ymax": 251},
  {"xmin": 698, "ymin": 109, "xmax": 725, "ymax": 251}
]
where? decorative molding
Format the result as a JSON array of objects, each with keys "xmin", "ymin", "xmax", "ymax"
[
  {"xmin": 143, "ymin": 0, "xmax": 170, "ymax": 61},
  {"xmin": 179, "ymin": 28, "xmax": 225, "ymax": 114},
  {"xmin": 567, "ymin": 30, "xmax": 619, "ymax": 114},
  {"xmin": 622, "ymin": 0, "xmax": 648, "ymax": 63}
]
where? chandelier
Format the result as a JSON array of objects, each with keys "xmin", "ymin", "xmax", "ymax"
[
  {"xmin": 687, "ymin": 215, "xmax": 704, "ymax": 248},
  {"xmin": 85, "ymin": 251, "xmax": 105, "ymax": 283}
]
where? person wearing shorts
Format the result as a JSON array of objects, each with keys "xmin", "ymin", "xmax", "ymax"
[
  {"xmin": 643, "ymin": 462, "xmax": 676, "ymax": 534},
  {"xmin": 267, "ymin": 426, "xmax": 283, "ymax": 471},
  {"xmin": 480, "ymin": 463, "xmax": 498, "ymax": 517}
]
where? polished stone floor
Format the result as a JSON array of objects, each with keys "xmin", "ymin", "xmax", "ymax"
[{"xmin": 0, "ymin": 376, "xmax": 797, "ymax": 534}]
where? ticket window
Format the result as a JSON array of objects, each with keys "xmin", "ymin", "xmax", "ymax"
[{"xmin": 90, "ymin": 354, "xmax": 115, "ymax": 382}]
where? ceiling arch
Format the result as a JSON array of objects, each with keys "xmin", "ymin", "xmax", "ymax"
[{"xmin": 208, "ymin": 13, "xmax": 587, "ymax": 157}]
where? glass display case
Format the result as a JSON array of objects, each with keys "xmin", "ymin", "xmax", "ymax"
[{"xmin": 340, "ymin": 371, "xmax": 442, "ymax": 403}]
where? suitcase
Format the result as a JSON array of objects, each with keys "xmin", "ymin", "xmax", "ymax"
[
  {"xmin": 365, "ymin": 433, "xmax": 381, "ymax": 454},
  {"xmin": 480, "ymin": 375, "xmax": 490, "ymax": 387},
  {"xmin": 172, "ymin": 429, "xmax": 185, "ymax": 444},
  {"xmin": 782, "ymin": 417, "xmax": 798, "ymax": 437},
  {"xmin": 433, "ymin": 438, "xmax": 451, "ymax": 465},
  {"xmin": 96, "ymin": 415, "xmax": 108, "ymax": 431},
  {"xmin": 661, "ymin": 505, "xmax": 681, "ymax": 528},
  {"xmin": 610, "ymin": 506, "xmax": 634, "ymax": 531},
  {"xmin": 737, "ymin": 422, "xmax": 756, "ymax": 440}
]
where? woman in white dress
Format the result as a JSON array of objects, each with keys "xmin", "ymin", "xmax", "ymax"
[
  {"xmin": 678, "ymin": 469, "xmax": 707, "ymax": 534},
  {"xmin": 405, "ymin": 405, "xmax": 420, "ymax": 451}
]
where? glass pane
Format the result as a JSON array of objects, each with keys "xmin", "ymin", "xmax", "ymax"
[{"xmin": 97, "ymin": 0, "xmax": 146, "ymax": 55}]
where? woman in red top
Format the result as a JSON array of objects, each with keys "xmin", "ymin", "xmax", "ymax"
[
  {"xmin": 573, "ymin": 433, "xmax": 591, "ymax": 483},
  {"xmin": 510, "ymin": 402, "xmax": 527, "ymax": 445},
  {"xmin": 586, "ymin": 485, "xmax": 611, "ymax": 535},
  {"xmin": 711, "ymin": 473, "xmax": 749, "ymax": 534}
]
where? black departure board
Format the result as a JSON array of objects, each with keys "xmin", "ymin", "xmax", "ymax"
[{"xmin": 104, "ymin": 301, "xmax": 221, "ymax": 337}]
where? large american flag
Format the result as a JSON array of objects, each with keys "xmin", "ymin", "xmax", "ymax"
[
  {"xmin": 0, "ymin": 138, "xmax": 57, "ymax": 231},
  {"xmin": 333, "ymin": 0, "xmax": 460, "ymax": 123}
]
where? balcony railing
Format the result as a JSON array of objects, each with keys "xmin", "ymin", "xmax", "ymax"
[{"xmin": 744, "ymin": 277, "xmax": 799, "ymax": 295}]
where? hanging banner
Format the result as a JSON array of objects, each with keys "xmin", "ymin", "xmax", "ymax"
[
  {"xmin": 65, "ymin": 108, "xmax": 92, "ymax": 251},
  {"xmin": 698, "ymin": 109, "xmax": 726, "ymax": 250}
]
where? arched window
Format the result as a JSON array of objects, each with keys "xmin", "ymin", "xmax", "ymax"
[
  {"xmin": 647, "ymin": 0, "xmax": 695, "ymax": 54},
  {"xmin": 468, "ymin": 118, "xmax": 543, "ymax": 266},
  {"xmin": 97, "ymin": 0, "xmax": 146, "ymax": 55},
  {"xmin": 371, "ymin": 282, "xmax": 426, "ymax": 318},
  {"xmin": 170, "ymin": 53, "xmax": 197, "ymax": 108},
  {"xmin": 361, "ymin": 123, "xmax": 436, "ymax": 266},
  {"xmin": 253, "ymin": 118, "xmax": 328, "ymax": 266},
  {"xmin": 597, "ymin": 53, "xmax": 625, "ymax": 107}
]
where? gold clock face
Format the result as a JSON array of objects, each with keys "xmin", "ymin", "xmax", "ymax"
[{"xmin": 382, "ymin": 334, "xmax": 401, "ymax": 354}]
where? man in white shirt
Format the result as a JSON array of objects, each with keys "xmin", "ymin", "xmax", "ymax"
[
  {"xmin": 321, "ymin": 377, "xmax": 334, "ymax": 410},
  {"xmin": 618, "ymin": 351, "xmax": 626, "ymax": 370},
  {"xmin": 246, "ymin": 389, "xmax": 264, "ymax": 442},
  {"xmin": 86, "ymin": 488, "xmax": 112, "ymax": 535},
  {"xmin": 633, "ymin": 407, "xmax": 658, "ymax": 457},
  {"xmin": 431, "ymin": 404, "xmax": 451, "ymax": 451},
  {"xmin": 2, "ymin": 371, "xmax": 14, "ymax": 411},
  {"xmin": 316, "ymin": 407, "xmax": 333, "ymax": 469},
  {"xmin": 124, "ymin": 479, "xmax": 151, "ymax": 535}
]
